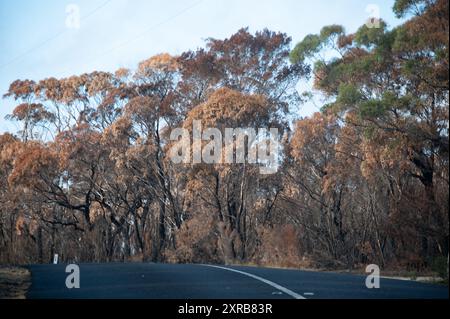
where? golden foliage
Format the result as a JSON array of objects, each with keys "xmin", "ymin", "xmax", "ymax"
[{"xmin": 137, "ymin": 53, "xmax": 180, "ymax": 75}]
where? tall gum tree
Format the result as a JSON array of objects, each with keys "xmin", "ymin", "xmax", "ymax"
[{"xmin": 290, "ymin": 0, "xmax": 449, "ymax": 260}]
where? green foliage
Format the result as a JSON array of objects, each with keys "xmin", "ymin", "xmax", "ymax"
[
  {"xmin": 375, "ymin": 28, "xmax": 398, "ymax": 55},
  {"xmin": 288, "ymin": 0, "xmax": 449, "ymax": 273},
  {"xmin": 354, "ymin": 20, "xmax": 387, "ymax": 47},
  {"xmin": 393, "ymin": 0, "xmax": 414, "ymax": 17},
  {"xmin": 336, "ymin": 84, "xmax": 362, "ymax": 106},
  {"xmin": 315, "ymin": 54, "xmax": 375, "ymax": 95},
  {"xmin": 320, "ymin": 103, "xmax": 333, "ymax": 113},
  {"xmin": 359, "ymin": 92, "xmax": 408, "ymax": 118},
  {"xmin": 313, "ymin": 59, "xmax": 344, "ymax": 93},
  {"xmin": 431, "ymin": 256, "xmax": 449, "ymax": 280},
  {"xmin": 290, "ymin": 25, "xmax": 345, "ymax": 64},
  {"xmin": 359, "ymin": 100, "xmax": 386, "ymax": 118},
  {"xmin": 289, "ymin": 34, "xmax": 322, "ymax": 64},
  {"xmin": 393, "ymin": 0, "xmax": 426, "ymax": 18},
  {"xmin": 380, "ymin": 91, "xmax": 398, "ymax": 107},
  {"xmin": 346, "ymin": 53, "xmax": 377, "ymax": 75},
  {"xmin": 319, "ymin": 25, "xmax": 344, "ymax": 41},
  {"xmin": 357, "ymin": 92, "xmax": 416, "ymax": 119},
  {"xmin": 385, "ymin": 92, "xmax": 416, "ymax": 112},
  {"xmin": 392, "ymin": 24, "xmax": 429, "ymax": 53}
]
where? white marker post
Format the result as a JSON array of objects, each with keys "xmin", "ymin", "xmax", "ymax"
[{"xmin": 53, "ymin": 254, "xmax": 59, "ymax": 264}]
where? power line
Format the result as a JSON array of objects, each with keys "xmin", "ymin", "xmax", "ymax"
[
  {"xmin": 79, "ymin": 0, "xmax": 113, "ymax": 21},
  {"xmin": 70, "ymin": 0, "xmax": 204, "ymax": 71},
  {"xmin": 0, "ymin": 0, "xmax": 113, "ymax": 70}
]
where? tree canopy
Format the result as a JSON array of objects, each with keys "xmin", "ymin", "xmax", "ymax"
[{"xmin": 1, "ymin": 1, "xmax": 448, "ymax": 273}]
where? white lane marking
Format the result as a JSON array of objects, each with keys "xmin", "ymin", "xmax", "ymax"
[
  {"xmin": 303, "ymin": 292, "xmax": 314, "ymax": 296},
  {"xmin": 202, "ymin": 264, "xmax": 306, "ymax": 299}
]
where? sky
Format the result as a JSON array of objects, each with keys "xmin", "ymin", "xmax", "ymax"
[{"xmin": 0, "ymin": 0, "xmax": 405, "ymax": 133}]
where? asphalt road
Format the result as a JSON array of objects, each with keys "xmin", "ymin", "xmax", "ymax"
[{"xmin": 26, "ymin": 263, "xmax": 449, "ymax": 299}]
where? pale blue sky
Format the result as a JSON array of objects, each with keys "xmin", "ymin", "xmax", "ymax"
[{"xmin": 0, "ymin": 0, "xmax": 404, "ymax": 133}]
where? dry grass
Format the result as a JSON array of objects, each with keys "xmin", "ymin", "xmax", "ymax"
[{"xmin": 0, "ymin": 267, "xmax": 31, "ymax": 299}]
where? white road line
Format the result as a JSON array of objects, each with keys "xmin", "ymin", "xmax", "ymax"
[{"xmin": 202, "ymin": 264, "xmax": 306, "ymax": 299}]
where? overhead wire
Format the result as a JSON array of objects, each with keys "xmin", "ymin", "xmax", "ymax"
[{"xmin": 0, "ymin": 0, "xmax": 114, "ymax": 70}]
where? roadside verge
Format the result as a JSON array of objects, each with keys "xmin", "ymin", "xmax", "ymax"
[{"xmin": 0, "ymin": 266, "xmax": 31, "ymax": 299}]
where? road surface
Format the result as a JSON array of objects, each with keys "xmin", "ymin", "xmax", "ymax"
[{"xmin": 26, "ymin": 263, "xmax": 448, "ymax": 299}]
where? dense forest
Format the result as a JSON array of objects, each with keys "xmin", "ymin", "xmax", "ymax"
[{"xmin": 0, "ymin": 0, "xmax": 448, "ymax": 274}]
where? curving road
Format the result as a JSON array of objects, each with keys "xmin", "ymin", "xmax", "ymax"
[{"xmin": 26, "ymin": 263, "xmax": 449, "ymax": 299}]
